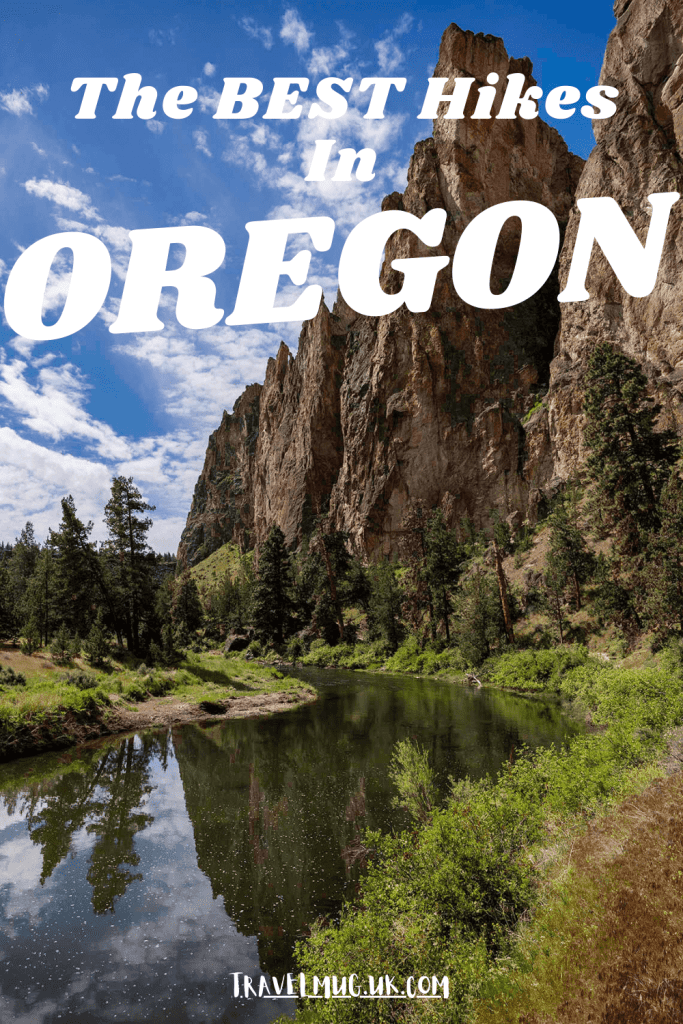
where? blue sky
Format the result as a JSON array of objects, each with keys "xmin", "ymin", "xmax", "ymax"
[{"xmin": 0, "ymin": 0, "xmax": 616, "ymax": 552}]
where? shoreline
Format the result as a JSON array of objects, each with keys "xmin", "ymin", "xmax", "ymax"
[{"xmin": 0, "ymin": 685, "xmax": 317, "ymax": 765}]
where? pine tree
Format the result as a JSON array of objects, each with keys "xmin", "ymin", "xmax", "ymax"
[
  {"xmin": 542, "ymin": 562, "xmax": 569, "ymax": 644},
  {"xmin": 583, "ymin": 342, "xmax": 679, "ymax": 554},
  {"xmin": 23, "ymin": 545, "xmax": 58, "ymax": 645},
  {"xmin": 424, "ymin": 509, "xmax": 462, "ymax": 643},
  {"xmin": 398, "ymin": 501, "xmax": 436, "ymax": 642},
  {"xmin": 170, "ymin": 570, "xmax": 204, "ymax": 632},
  {"xmin": 367, "ymin": 561, "xmax": 404, "ymax": 653},
  {"xmin": 643, "ymin": 470, "xmax": 683, "ymax": 636},
  {"xmin": 49, "ymin": 497, "xmax": 101, "ymax": 636},
  {"xmin": 9, "ymin": 521, "xmax": 39, "ymax": 618},
  {"xmin": 545, "ymin": 496, "xmax": 594, "ymax": 611},
  {"xmin": 455, "ymin": 568, "xmax": 505, "ymax": 666},
  {"xmin": 252, "ymin": 526, "xmax": 294, "ymax": 644},
  {"xmin": 0, "ymin": 563, "xmax": 18, "ymax": 645},
  {"xmin": 104, "ymin": 477, "xmax": 156, "ymax": 652},
  {"xmin": 83, "ymin": 609, "xmax": 111, "ymax": 667}
]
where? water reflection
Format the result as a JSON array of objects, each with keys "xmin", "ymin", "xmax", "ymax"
[{"xmin": 0, "ymin": 671, "xmax": 581, "ymax": 1023}]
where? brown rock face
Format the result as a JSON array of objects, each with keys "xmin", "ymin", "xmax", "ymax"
[
  {"xmin": 178, "ymin": 384, "xmax": 261, "ymax": 564},
  {"xmin": 526, "ymin": 0, "xmax": 683, "ymax": 495},
  {"xmin": 179, "ymin": 23, "xmax": 585, "ymax": 564}
]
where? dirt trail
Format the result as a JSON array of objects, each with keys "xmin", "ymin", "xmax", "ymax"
[{"xmin": 521, "ymin": 769, "xmax": 683, "ymax": 1024}]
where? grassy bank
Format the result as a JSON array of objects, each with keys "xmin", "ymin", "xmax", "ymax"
[
  {"xmin": 282, "ymin": 647, "xmax": 683, "ymax": 1023},
  {"xmin": 0, "ymin": 645, "xmax": 314, "ymax": 762}
]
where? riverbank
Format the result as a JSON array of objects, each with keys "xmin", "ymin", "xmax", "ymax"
[
  {"xmin": 0, "ymin": 645, "xmax": 316, "ymax": 762},
  {"xmin": 284, "ymin": 648, "xmax": 683, "ymax": 1023}
]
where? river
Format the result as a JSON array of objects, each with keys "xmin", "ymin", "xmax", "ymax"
[{"xmin": 0, "ymin": 669, "xmax": 581, "ymax": 1024}]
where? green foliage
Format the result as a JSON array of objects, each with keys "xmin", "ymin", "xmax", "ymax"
[
  {"xmin": 301, "ymin": 639, "xmax": 389, "ymax": 670},
  {"xmin": 252, "ymin": 526, "xmax": 295, "ymax": 644},
  {"xmin": 367, "ymin": 561, "xmax": 403, "ymax": 652},
  {"xmin": 383, "ymin": 635, "xmax": 465, "ymax": 675},
  {"xmin": 388, "ymin": 739, "xmax": 437, "ymax": 823},
  {"xmin": 643, "ymin": 469, "xmax": 683, "ymax": 636},
  {"xmin": 103, "ymin": 476, "xmax": 157, "ymax": 652},
  {"xmin": 583, "ymin": 342, "xmax": 679, "ymax": 555},
  {"xmin": 286, "ymin": 635, "xmax": 305, "ymax": 660},
  {"xmin": 0, "ymin": 667, "xmax": 26, "ymax": 687},
  {"xmin": 82, "ymin": 610, "xmax": 111, "ymax": 667},
  {"xmin": 293, "ymin": 658, "xmax": 683, "ymax": 1024},
  {"xmin": 545, "ymin": 494, "xmax": 594, "ymax": 612},
  {"xmin": 49, "ymin": 622, "xmax": 79, "ymax": 665},
  {"xmin": 20, "ymin": 619, "xmax": 41, "ymax": 656},
  {"xmin": 488, "ymin": 646, "xmax": 590, "ymax": 693},
  {"xmin": 455, "ymin": 568, "xmax": 505, "ymax": 666},
  {"xmin": 62, "ymin": 671, "xmax": 99, "ymax": 690},
  {"xmin": 170, "ymin": 570, "xmax": 204, "ymax": 632}
]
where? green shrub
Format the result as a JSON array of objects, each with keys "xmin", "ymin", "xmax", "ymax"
[
  {"xmin": 489, "ymin": 645, "xmax": 590, "ymax": 692},
  {"xmin": 0, "ymin": 667, "xmax": 26, "ymax": 687},
  {"xmin": 62, "ymin": 671, "xmax": 99, "ymax": 690},
  {"xmin": 388, "ymin": 739, "xmax": 436, "ymax": 823}
]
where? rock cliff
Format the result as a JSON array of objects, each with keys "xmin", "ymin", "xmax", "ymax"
[
  {"xmin": 526, "ymin": 0, "xmax": 683, "ymax": 493},
  {"xmin": 179, "ymin": 3, "xmax": 680, "ymax": 565}
]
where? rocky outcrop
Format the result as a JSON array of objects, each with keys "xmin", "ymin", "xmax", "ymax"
[
  {"xmin": 325, "ymin": 27, "xmax": 583, "ymax": 554},
  {"xmin": 180, "ymin": 21, "xmax": 597, "ymax": 563},
  {"xmin": 526, "ymin": 0, "xmax": 683, "ymax": 495},
  {"xmin": 178, "ymin": 383, "xmax": 261, "ymax": 564}
]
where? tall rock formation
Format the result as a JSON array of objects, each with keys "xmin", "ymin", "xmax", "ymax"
[
  {"xmin": 178, "ymin": 23, "xmax": 585, "ymax": 565},
  {"xmin": 526, "ymin": 0, "xmax": 683, "ymax": 492}
]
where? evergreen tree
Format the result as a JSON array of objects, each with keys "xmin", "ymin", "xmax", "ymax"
[
  {"xmin": 542, "ymin": 563, "xmax": 569, "ymax": 644},
  {"xmin": 367, "ymin": 561, "xmax": 404, "ymax": 652},
  {"xmin": 83, "ymin": 609, "xmax": 111, "ymax": 667},
  {"xmin": 424, "ymin": 509, "xmax": 462, "ymax": 643},
  {"xmin": 50, "ymin": 622, "xmax": 78, "ymax": 665},
  {"xmin": 49, "ymin": 497, "xmax": 100, "ymax": 636},
  {"xmin": 252, "ymin": 526, "xmax": 295, "ymax": 644},
  {"xmin": 545, "ymin": 496, "xmax": 594, "ymax": 611},
  {"xmin": 170, "ymin": 570, "xmax": 204, "ymax": 633},
  {"xmin": 398, "ymin": 501, "xmax": 435, "ymax": 642},
  {"xmin": 455, "ymin": 568, "xmax": 505, "ymax": 666},
  {"xmin": 103, "ymin": 477, "xmax": 156, "ymax": 652},
  {"xmin": 583, "ymin": 342, "xmax": 679, "ymax": 554},
  {"xmin": 23, "ymin": 545, "xmax": 58, "ymax": 645},
  {"xmin": 0, "ymin": 563, "xmax": 18, "ymax": 645},
  {"xmin": 643, "ymin": 470, "xmax": 683, "ymax": 636},
  {"xmin": 8, "ymin": 521, "xmax": 39, "ymax": 614}
]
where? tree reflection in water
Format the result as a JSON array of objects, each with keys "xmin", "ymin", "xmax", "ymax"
[{"xmin": 23, "ymin": 732, "xmax": 166, "ymax": 913}]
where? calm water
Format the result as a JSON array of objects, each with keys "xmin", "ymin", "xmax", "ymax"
[{"xmin": 0, "ymin": 670, "xmax": 580, "ymax": 1024}]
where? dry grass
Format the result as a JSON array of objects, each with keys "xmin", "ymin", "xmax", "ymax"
[{"xmin": 475, "ymin": 771, "xmax": 683, "ymax": 1024}]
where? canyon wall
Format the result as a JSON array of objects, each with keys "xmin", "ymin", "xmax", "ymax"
[{"xmin": 179, "ymin": 1, "xmax": 682, "ymax": 565}]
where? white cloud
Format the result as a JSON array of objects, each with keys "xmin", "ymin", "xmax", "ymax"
[
  {"xmin": 0, "ymin": 358, "xmax": 130, "ymax": 459},
  {"xmin": 203, "ymin": 61, "xmax": 216, "ymax": 77},
  {"xmin": 193, "ymin": 128, "xmax": 212, "ymax": 157},
  {"xmin": 239, "ymin": 16, "xmax": 274, "ymax": 50},
  {"xmin": 149, "ymin": 28, "xmax": 176, "ymax": 46},
  {"xmin": 0, "ymin": 426, "xmax": 112, "ymax": 542},
  {"xmin": 30, "ymin": 142, "xmax": 47, "ymax": 157},
  {"xmin": 22, "ymin": 178, "xmax": 101, "ymax": 221},
  {"xmin": 147, "ymin": 119, "xmax": 165, "ymax": 134},
  {"xmin": 307, "ymin": 44, "xmax": 349, "ymax": 76},
  {"xmin": 280, "ymin": 8, "xmax": 312, "ymax": 53},
  {"xmin": 375, "ymin": 38, "xmax": 405, "ymax": 74},
  {"xmin": 375, "ymin": 14, "xmax": 413, "ymax": 73},
  {"xmin": 197, "ymin": 88, "xmax": 221, "ymax": 115},
  {"xmin": 0, "ymin": 84, "xmax": 48, "ymax": 117},
  {"xmin": 306, "ymin": 23, "xmax": 352, "ymax": 76}
]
